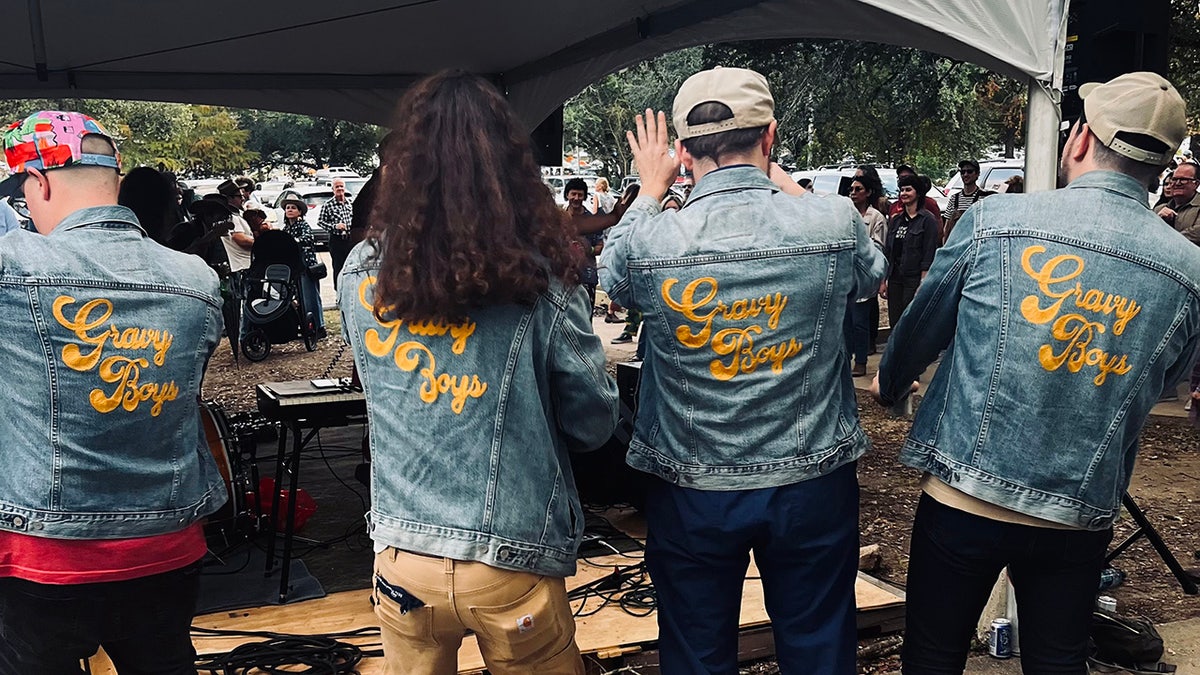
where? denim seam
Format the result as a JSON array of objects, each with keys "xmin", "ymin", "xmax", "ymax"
[
  {"xmin": 905, "ymin": 443, "xmax": 1109, "ymax": 514},
  {"xmin": 486, "ymin": 306, "xmax": 532, "ymax": 533},
  {"xmin": 973, "ymin": 230, "xmax": 1200, "ymax": 296},
  {"xmin": 0, "ymin": 278, "xmax": 221, "ymax": 306},
  {"xmin": 28, "ymin": 286, "xmax": 62, "ymax": 510},
  {"xmin": 974, "ymin": 234, "xmax": 1008, "ymax": 465},
  {"xmin": 626, "ymin": 243, "xmax": 854, "ymax": 269}
]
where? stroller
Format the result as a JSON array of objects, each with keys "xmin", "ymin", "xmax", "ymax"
[{"xmin": 239, "ymin": 230, "xmax": 321, "ymax": 361}]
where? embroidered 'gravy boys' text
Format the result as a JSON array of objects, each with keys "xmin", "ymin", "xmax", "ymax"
[
  {"xmin": 661, "ymin": 277, "xmax": 801, "ymax": 380},
  {"xmin": 52, "ymin": 296, "xmax": 179, "ymax": 416},
  {"xmin": 358, "ymin": 277, "xmax": 487, "ymax": 413},
  {"xmin": 1019, "ymin": 245, "xmax": 1140, "ymax": 386}
]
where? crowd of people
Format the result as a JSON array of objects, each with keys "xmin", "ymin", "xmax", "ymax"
[{"xmin": 0, "ymin": 64, "xmax": 1196, "ymax": 675}]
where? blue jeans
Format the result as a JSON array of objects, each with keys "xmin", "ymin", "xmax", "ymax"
[
  {"xmin": 902, "ymin": 494, "xmax": 1113, "ymax": 674},
  {"xmin": 0, "ymin": 563, "xmax": 200, "ymax": 675},
  {"xmin": 845, "ymin": 301, "xmax": 871, "ymax": 367},
  {"xmin": 299, "ymin": 272, "xmax": 325, "ymax": 332},
  {"xmin": 645, "ymin": 463, "xmax": 859, "ymax": 674}
]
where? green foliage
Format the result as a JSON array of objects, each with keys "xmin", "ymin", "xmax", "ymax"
[
  {"xmin": 0, "ymin": 99, "xmax": 381, "ymax": 178},
  {"xmin": 565, "ymin": 39, "xmax": 1027, "ymax": 182},
  {"xmin": 1169, "ymin": 0, "xmax": 1200, "ymax": 149},
  {"xmin": 564, "ymin": 48, "xmax": 702, "ymax": 181},
  {"xmin": 240, "ymin": 110, "xmax": 383, "ymax": 175}
]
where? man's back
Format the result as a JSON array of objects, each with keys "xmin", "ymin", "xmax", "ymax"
[
  {"xmin": 0, "ymin": 206, "xmax": 225, "ymax": 538},
  {"xmin": 603, "ymin": 166, "xmax": 886, "ymax": 490},
  {"xmin": 886, "ymin": 170, "xmax": 1200, "ymax": 528}
]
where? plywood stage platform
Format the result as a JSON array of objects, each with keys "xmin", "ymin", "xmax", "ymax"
[{"xmin": 88, "ymin": 510, "xmax": 904, "ymax": 673}]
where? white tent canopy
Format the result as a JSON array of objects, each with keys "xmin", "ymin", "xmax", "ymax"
[{"xmin": 0, "ymin": 0, "xmax": 1066, "ymax": 127}]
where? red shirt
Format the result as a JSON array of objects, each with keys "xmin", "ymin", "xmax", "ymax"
[{"xmin": 0, "ymin": 523, "xmax": 207, "ymax": 584}]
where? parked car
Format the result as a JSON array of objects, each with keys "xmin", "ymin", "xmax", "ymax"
[
  {"xmin": 253, "ymin": 179, "xmax": 293, "ymax": 210},
  {"xmin": 314, "ymin": 166, "xmax": 361, "ymax": 182},
  {"xmin": 944, "ymin": 159, "xmax": 1024, "ymax": 196},
  {"xmin": 272, "ymin": 185, "xmax": 335, "ymax": 250},
  {"xmin": 183, "ymin": 178, "xmax": 225, "ymax": 198}
]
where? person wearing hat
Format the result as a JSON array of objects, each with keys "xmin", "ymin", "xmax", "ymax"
[
  {"xmin": 235, "ymin": 175, "xmax": 267, "ymax": 212},
  {"xmin": 215, "ymin": 180, "xmax": 254, "ymax": 274},
  {"xmin": 280, "ymin": 195, "xmax": 326, "ymax": 336},
  {"xmin": 871, "ymin": 72, "xmax": 1200, "ymax": 673},
  {"xmin": 0, "ymin": 111, "xmax": 225, "ymax": 673},
  {"xmin": 166, "ymin": 193, "xmax": 234, "ymax": 273},
  {"xmin": 599, "ymin": 68, "xmax": 887, "ymax": 673}
]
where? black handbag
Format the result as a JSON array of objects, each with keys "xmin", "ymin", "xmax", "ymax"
[
  {"xmin": 307, "ymin": 261, "xmax": 328, "ymax": 280},
  {"xmin": 1089, "ymin": 610, "xmax": 1175, "ymax": 673}
]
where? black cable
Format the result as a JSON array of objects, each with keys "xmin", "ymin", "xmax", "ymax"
[
  {"xmin": 568, "ymin": 561, "xmax": 658, "ymax": 618},
  {"xmin": 193, "ymin": 626, "xmax": 384, "ymax": 674},
  {"xmin": 315, "ymin": 430, "xmax": 368, "ymax": 514},
  {"xmin": 195, "ymin": 635, "xmax": 369, "ymax": 674}
]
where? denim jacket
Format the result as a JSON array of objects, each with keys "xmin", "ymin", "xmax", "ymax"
[
  {"xmin": 0, "ymin": 206, "xmax": 226, "ymax": 539},
  {"xmin": 600, "ymin": 166, "xmax": 888, "ymax": 490},
  {"xmin": 339, "ymin": 243, "xmax": 618, "ymax": 577},
  {"xmin": 879, "ymin": 171, "xmax": 1200, "ymax": 529}
]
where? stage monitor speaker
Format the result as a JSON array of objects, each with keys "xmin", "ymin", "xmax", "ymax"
[
  {"xmin": 530, "ymin": 106, "xmax": 564, "ymax": 168},
  {"xmin": 1062, "ymin": 0, "xmax": 1170, "ymax": 123}
]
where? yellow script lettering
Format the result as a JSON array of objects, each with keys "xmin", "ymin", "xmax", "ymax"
[
  {"xmin": 662, "ymin": 277, "xmax": 801, "ymax": 380},
  {"xmin": 1020, "ymin": 246, "xmax": 1139, "ymax": 386},
  {"xmin": 52, "ymin": 295, "xmax": 178, "ymax": 415}
]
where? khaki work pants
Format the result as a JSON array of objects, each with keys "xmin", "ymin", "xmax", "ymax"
[{"xmin": 373, "ymin": 548, "xmax": 585, "ymax": 675}]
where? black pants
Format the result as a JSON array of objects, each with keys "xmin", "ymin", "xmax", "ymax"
[
  {"xmin": 329, "ymin": 234, "xmax": 354, "ymax": 289},
  {"xmin": 887, "ymin": 276, "xmax": 920, "ymax": 330},
  {"xmin": 0, "ymin": 564, "xmax": 200, "ymax": 675},
  {"xmin": 902, "ymin": 494, "xmax": 1112, "ymax": 674}
]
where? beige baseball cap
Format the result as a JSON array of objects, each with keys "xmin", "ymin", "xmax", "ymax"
[
  {"xmin": 672, "ymin": 67, "xmax": 775, "ymax": 140},
  {"xmin": 1078, "ymin": 71, "xmax": 1187, "ymax": 165}
]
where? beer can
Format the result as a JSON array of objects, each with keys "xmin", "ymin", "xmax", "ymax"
[
  {"xmin": 1097, "ymin": 595, "xmax": 1118, "ymax": 612},
  {"xmin": 989, "ymin": 618, "xmax": 1013, "ymax": 658}
]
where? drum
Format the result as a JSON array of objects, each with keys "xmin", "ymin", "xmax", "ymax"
[{"xmin": 200, "ymin": 401, "xmax": 249, "ymax": 537}]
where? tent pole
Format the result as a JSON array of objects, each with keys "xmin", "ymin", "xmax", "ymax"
[{"xmin": 1024, "ymin": 78, "xmax": 1060, "ymax": 193}]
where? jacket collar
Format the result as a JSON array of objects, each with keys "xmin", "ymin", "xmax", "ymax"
[
  {"xmin": 686, "ymin": 165, "xmax": 778, "ymax": 208},
  {"xmin": 52, "ymin": 205, "xmax": 146, "ymax": 236},
  {"xmin": 1066, "ymin": 170, "xmax": 1151, "ymax": 209}
]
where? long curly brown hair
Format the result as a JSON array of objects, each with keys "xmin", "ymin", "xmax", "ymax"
[{"xmin": 367, "ymin": 70, "xmax": 579, "ymax": 322}]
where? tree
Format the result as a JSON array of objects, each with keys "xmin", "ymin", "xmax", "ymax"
[
  {"xmin": 564, "ymin": 48, "xmax": 702, "ymax": 183},
  {"xmin": 241, "ymin": 111, "xmax": 382, "ymax": 176},
  {"xmin": 1169, "ymin": 0, "xmax": 1200, "ymax": 151},
  {"xmin": 564, "ymin": 40, "xmax": 1021, "ymax": 184}
]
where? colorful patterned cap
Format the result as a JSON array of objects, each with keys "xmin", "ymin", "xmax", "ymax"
[
  {"xmin": 4, "ymin": 110, "xmax": 120, "ymax": 173},
  {"xmin": 0, "ymin": 111, "xmax": 120, "ymax": 198}
]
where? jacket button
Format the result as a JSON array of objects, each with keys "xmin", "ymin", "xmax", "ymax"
[
  {"xmin": 30, "ymin": 521, "xmax": 42, "ymax": 530},
  {"xmin": 12, "ymin": 516, "xmax": 23, "ymax": 527}
]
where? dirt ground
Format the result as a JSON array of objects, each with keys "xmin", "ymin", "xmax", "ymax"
[{"xmin": 201, "ymin": 309, "xmax": 1200, "ymax": 673}]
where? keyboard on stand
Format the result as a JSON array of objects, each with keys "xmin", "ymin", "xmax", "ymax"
[{"xmin": 256, "ymin": 379, "xmax": 366, "ymax": 423}]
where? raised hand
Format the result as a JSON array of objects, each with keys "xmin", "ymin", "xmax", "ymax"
[{"xmin": 626, "ymin": 109, "xmax": 681, "ymax": 203}]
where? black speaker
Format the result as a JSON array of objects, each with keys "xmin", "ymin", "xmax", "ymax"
[
  {"xmin": 1062, "ymin": 0, "xmax": 1170, "ymax": 121},
  {"xmin": 529, "ymin": 106, "xmax": 564, "ymax": 167},
  {"xmin": 571, "ymin": 361, "xmax": 647, "ymax": 510}
]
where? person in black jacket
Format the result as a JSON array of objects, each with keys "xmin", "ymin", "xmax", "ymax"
[{"xmin": 883, "ymin": 173, "xmax": 940, "ymax": 329}]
